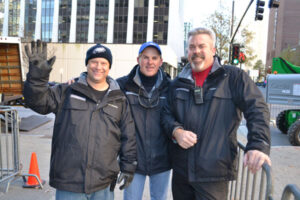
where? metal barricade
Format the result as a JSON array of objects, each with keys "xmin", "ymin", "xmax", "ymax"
[
  {"xmin": 228, "ymin": 142, "xmax": 273, "ymax": 200},
  {"xmin": 268, "ymin": 104, "xmax": 300, "ymax": 122},
  {"xmin": 0, "ymin": 106, "xmax": 44, "ymax": 193},
  {"xmin": 281, "ymin": 184, "xmax": 300, "ymax": 200},
  {"xmin": 0, "ymin": 106, "xmax": 21, "ymax": 192}
]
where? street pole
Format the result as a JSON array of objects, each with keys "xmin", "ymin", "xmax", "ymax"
[
  {"xmin": 228, "ymin": 0, "xmax": 255, "ymax": 64},
  {"xmin": 229, "ymin": 0, "xmax": 235, "ymax": 64},
  {"xmin": 230, "ymin": 0, "xmax": 255, "ymax": 44}
]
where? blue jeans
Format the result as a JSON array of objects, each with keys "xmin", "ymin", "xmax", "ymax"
[
  {"xmin": 124, "ymin": 170, "xmax": 171, "ymax": 200},
  {"xmin": 56, "ymin": 186, "xmax": 114, "ymax": 200}
]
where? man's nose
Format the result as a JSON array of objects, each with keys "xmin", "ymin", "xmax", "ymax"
[
  {"xmin": 194, "ymin": 47, "xmax": 201, "ymax": 54},
  {"xmin": 148, "ymin": 58, "xmax": 154, "ymax": 65}
]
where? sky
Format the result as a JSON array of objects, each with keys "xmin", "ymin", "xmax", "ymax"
[{"xmin": 183, "ymin": 0, "xmax": 270, "ymax": 66}]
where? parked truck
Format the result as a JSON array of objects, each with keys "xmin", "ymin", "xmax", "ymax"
[
  {"xmin": 267, "ymin": 57, "xmax": 300, "ymax": 146},
  {"xmin": 0, "ymin": 37, "xmax": 25, "ymax": 106}
]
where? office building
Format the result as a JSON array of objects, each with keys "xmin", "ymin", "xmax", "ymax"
[
  {"xmin": 1, "ymin": 0, "xmax": 184, "ymax": 81},
  {"xmin": 266, "ymin": 0, "xmax": 300, "ymax": 67}
]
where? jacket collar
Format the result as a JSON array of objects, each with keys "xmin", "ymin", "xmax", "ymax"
[
  {"xmin": 77, "ymin": 72, "xmax": 120, "ymax": 92},
  {"xmin": 178, "ymin": 57, "xmax": 223, "ymax": 82},
  {"xmin": 133, "ymin": 65, "xmax": 164, "ymax": 90},
  {"xmin": 71, "ymin": 72, "xmax": 123, "ymax": 102}
]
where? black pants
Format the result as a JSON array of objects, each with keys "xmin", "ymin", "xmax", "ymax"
[{"xmin": 172, "ymin": 172, "xmax": 229, "ymax": 200}]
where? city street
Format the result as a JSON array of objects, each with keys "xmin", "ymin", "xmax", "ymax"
[{"xmin": 0, "ymin": 88, "xmax": 299, "ymax": 199}]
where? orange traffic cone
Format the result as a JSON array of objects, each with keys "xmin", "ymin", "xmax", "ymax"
[{"xmin": 23, "ymin": 152, "xmax": 46, "ymax": 188}]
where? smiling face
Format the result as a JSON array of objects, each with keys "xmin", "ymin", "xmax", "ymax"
[
  {"xmin": 86, "ymin": 57, "xmax": 110, "ymax": 85},
  {"xmin": 137, "ymin": 47, "xmax": 163, "ymax": 77},
  {"xmin": 187, "ymin": 33, "xmax": 216, "ymax": 72}
]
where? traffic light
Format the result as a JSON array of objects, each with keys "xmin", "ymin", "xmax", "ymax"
[
  {"xmin": 268, "ymin": 0, "xmax": 280, "ymax": 8},
  {"xmin": 255, "ymin": 0, "xmax": 265, "ymax": 21},
  {"xmin": 239, "ymin": 52, "xmax": 246, "ymax": 63},
  {"xmin": 231, "ymin": 44, "xmax": 240, "ymax": 65}
]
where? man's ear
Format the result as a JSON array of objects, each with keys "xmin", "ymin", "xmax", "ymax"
[
  {"xmin": 212, "ymin": 47, "xmax": 217, "ymax": 56},
  {"xmin": 137, "ymin": 55, "xmax": 141, "ymax": 64}
]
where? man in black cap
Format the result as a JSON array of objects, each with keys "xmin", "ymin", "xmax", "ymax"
[
  {"xmin": 23, "ymin": 41, "xmax": 137, "ymax": 200},
  {"xmin": 117, "ymin": 41, "xmax": 171, "ymax": 200}
]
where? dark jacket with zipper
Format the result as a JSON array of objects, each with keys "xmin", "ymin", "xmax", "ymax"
[
  {"xmin": 161, "ymin": 58, "xmax": 270, "ymax": 182},
  {"xmin": 117, "ymin": 65, "xmax": 171, "ymax": 175},
  {"xmin": 23, "ymin": 72, "xmax": 137, "ymax": 194}
]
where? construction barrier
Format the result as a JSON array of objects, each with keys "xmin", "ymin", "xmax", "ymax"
[
  {"xmin": 0, "ymin": 106, "xmax": 21, "ymax": 192},
  {"xmin": 0, "ymin": 106, "xmax": 44, "ymax": 192},
  {"xmin": 281, "ymin": 184, "xmax": 300, "ymax": 200},
  {"xmin": 228, "ymin": 142, "xmax": 273, "ymax": 200},
  {"xmin": 268, "ymin": 104, "xmax": 300, "ymax": 123}
]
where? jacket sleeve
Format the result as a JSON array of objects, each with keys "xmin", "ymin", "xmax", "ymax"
[
  {"xmin": 161, "ymin": 81, "xmax": 184, "ymax": 139},
  {"xmin": 119, "ymin": 98, "xmax": 137, "ymax": 174},
  {"xmin": 231, "ymin": 69, "xmax": 271, "ymax": 155},
  {"xmin": 23, "ymin": 72, "xmax": 65, "ymax": 115}
]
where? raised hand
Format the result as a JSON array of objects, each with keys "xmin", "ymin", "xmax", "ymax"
[{"xmin": 25, "ymin": 40, "xmax": 56, "ymax": 79}]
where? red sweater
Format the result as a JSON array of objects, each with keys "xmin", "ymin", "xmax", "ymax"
[{"xmin": 192, "ymin": 65, "xmax": 213, "ymax": 87}]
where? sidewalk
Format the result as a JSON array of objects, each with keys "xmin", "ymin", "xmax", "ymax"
[{"xmin": 0, "ymin": 107, "xmax": 299, "ymax": 199}]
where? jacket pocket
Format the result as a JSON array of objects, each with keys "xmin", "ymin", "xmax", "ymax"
[
  {"xmin": 102, "ymin": 103, "xmax": 121, "ymax": 123},
  {"xmin": 63, "ymin": 95, "xmax": 89, "ymax": 124},
  {"xmin": 52, "ymin": 144, "xmax": 84, "ymax": 184},
  {"xmin": 175, "ymin": 88, "xmax": 189, "ymax": 100},
  {"xmin": 213, "ymin": 87, "xmax": 232, "ymax": 99}
]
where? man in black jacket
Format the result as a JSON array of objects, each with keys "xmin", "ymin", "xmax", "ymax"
[
  {"xmin": 23, "ymin": 41, "xmax": 137, "ymax": 200},
  {"xmin": 161, "ymin": 27, "xmax": 271, "ymax": 200},
  {"xmin": 117, "ymin": 42, "xmax": 171, "ymax": 200}
]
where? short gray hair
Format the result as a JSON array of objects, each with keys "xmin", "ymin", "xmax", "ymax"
[{"xmin": 188, "ymin": 27, "xmax": 216, "ymax": 47}]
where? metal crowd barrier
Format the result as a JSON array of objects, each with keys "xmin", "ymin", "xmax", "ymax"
[
  {"xmin": 0, "ymin": 106, "xmax": 21, "ymax": 192},
  {"xmin": 281, "ymin": 184, "xmax": 300, "ymax": 200},
  {"xmin": 268, "ymin": 104, "xmax": 300, "ymax": 122},
  {"xmin": 0, "ymin": 106, "xmax": 44, "ymax": 193},
  {"xmin": 228, "ymin": 142, "xmax": 274, "ymax": 200}
]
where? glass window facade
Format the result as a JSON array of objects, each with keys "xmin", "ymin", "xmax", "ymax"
[
  {"xmin": 24, "ymin": 0, "xmax": 37, "ymax": 41},
  {"xmin": 58, "ymin": 0, "xmax": 72, "ymax": 43},
  {"xmin": 133, "ymin": 0, "xmax": 148, "ymax": 44},
  {"xmin": 76, "ymin": 1, "xmax": 90, "ymax": 43},
  {"xmin": 94, "ymin": 0, "xmax": 109, "ymax": 43},
  {"xmin": 0, "ymin": 0, "xmax": 4, "ymax": 35},
  {"xmin": 113, "ymin": 0, "xmax": 128, "ymax": 44},
  {"xmin": 41, "ymin": 0, "xmax": 54, "ymax": 42},
  {"xmin": 8, "ymin": 0, "xmax": 20, "ymax": 37},
  {"xmin": 153, "ymin": 0, "xmax": 168, "ymax": 44}
]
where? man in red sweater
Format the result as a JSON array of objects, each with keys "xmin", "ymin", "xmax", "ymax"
[{"xmin": 162, "ymin": 27, "xmax": 271, "ymax": 199}]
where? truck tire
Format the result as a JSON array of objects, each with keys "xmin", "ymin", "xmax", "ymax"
[
  {"xmin": 288, "ymin": 120, "xmax": 300, "ymax": 146},
  {"xmin": 276, "ymin": 110, "xmax": 288, "ymax": 134}
]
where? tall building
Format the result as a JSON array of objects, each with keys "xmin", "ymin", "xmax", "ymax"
[
  {"xmin": 183, "ymin": 22, "xmax": 192, "ymax": 56},
  {"xmin": 1, "ymin": 0, "xmax": 184, "ymax": 81},
  {"xmin": 2, "ymin": 0, "xmax": 181, "ymax": 46},
  {"xmin": 266, "ymin": 0, "xmax": 300, "ymax": 67}
]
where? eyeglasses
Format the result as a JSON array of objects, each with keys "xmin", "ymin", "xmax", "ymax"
[{"xmin": 138, "ymin": 88, "xmax": 160, "ymax": 109}]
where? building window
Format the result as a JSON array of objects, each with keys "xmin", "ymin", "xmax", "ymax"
[
  {"xmin": 24, "ymin": 0, "xmax": 36, "ymax": 41},
  {"xmin": 58, "ymin": 0, "xmax": 72, "ymax": 43},
  {"xmin": 95, "ymin": 0, "xmax": 109, "ymax": 43},
  {"xmin": 272, "ymin": 9, "xmax": 278, "ymax": 50},
  {"xmin": 41, "ymin": 0, "xmax": 54, "ymax": 42},
  {"xmin": 8, "ymin": 0, "xmax": 20, "ymax": 37},
  {"xmin": 153, "ymin": 0, "xmax": 169, "ymax": 44},
  {"xmin": 76, "ymin": 1, "xmax": 90, "ymax": 43},
  {"xmin": 113, "ymin": 0, "xmax": 128, "ymax": 44},
  {"xmin": 132, "ymin": 0, "xmax": 148, "ymax": 44},
  {"xmin": 0, "ymin": 0, "xmax": 4, "ymax": 35}
]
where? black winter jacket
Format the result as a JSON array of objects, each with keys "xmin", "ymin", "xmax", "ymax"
[
  {"xmin": 161, "ymin": 58, "xmax": 270, "ymax": 182},
  {"xmin": 117, "ymin": 65, "xmax": 171, "ymax": 175},
  {"xmin": 23, "ymin": 72, "xmax": 137, "ymax": 194}
]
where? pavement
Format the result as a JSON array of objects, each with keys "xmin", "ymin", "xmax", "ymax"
[{"xmin": 0, "ymin": 106, "xmax": 300, "ymax": 200}]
